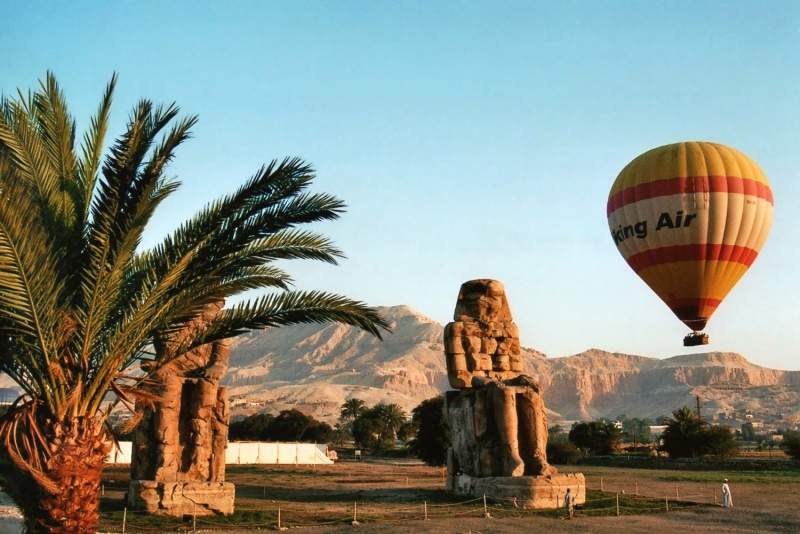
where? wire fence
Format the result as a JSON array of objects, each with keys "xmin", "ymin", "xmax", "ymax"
[
  {"xmin": 97, "ymin": 471, "xmax": 721, "ymax": 533},
  {"xmin": 588, "ymin": 475, "xmax": 725, "ymax": 506}
]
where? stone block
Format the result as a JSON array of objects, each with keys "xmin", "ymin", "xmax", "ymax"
[
  {"xmin": 467, "ymin": 352, "xmax": 492, "ymax": 372},
  {"xmin": 487, "ymin": 322, "xmax": 505, "ymax": 337},
  {"xmin": 481, "ymin": 337, "xmax": 498, "ymax": 354},
  {"xmin": 462, "ymin": 336, "xmax": 482, "ymax": 353},
  {"xmin": 127, "ymin": 481, "xmax": 235, "ymax": 516},
  {"xmin": 448, "ymin": 473, "xmax": 585, "ymax": 509},
  {"xmin": 504, "ymin": 323, "xmax": 519, "ymax": 338},
  {"xmin": 444, "ymin": 334, "xmax": 464, "ymax": 354},
  {"xmin": 492, "ymin": 355, "xmax": 510, "ymax": 371}
]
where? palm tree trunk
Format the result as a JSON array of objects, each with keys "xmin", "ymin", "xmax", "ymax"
[{"xmin": 29, "ymin": 417, "xmax": 111, "ymax": 534}]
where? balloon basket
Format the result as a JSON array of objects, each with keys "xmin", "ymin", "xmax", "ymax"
[{"xmin": 683, "ymin": 333, "xmax": 709, "ymax": 347}]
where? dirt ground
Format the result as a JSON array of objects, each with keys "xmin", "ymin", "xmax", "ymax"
[{"xmin": 98, "ymin": 461, "xmax": 800, "ymax": 533}]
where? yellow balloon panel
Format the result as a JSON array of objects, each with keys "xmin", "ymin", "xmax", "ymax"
[{"xmin": 607, "ymin": 142, "xmax": 774, "ymax": 332}]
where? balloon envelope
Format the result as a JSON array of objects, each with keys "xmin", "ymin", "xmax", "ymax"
[{"xmin": 607, "ymin": 142, "xmax": 774, "ymax": 332}]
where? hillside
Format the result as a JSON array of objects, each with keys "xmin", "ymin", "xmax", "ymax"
[
  {"xmin": 222, "ymin": 305, "xmax": 800, "ymax": 424},
  {"xmin": 2, "ymin": 305, "xmax": 798, "ymax": 424}
]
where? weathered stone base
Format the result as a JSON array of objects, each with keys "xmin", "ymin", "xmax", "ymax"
[
  {"xmin": 127, "ymin": 481, "xmax": 235, "ymax": 516},
  {"xmin": 446, "ymin": 473, "xmax": 585, "ymax": 509}
]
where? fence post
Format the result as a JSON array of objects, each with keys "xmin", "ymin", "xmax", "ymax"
[
  {"xmin": 600, "ymin": 477, "xmax": 604, "ymax": 491},
  {"xmin": 353, "ymin": 502, "xmax": 358, "ymax": 525},
  {"xmin": 406, "ymin": 476, "xmax": 409, "ymax": 488},
  {"xmin": 714, "ymin": 488, "xmax": 717, "ymax": 504},
  {"xmin": 122, "ymin": 507, "xmax": 127, "ymax": 534},
  {"xmin": 278, "ymin": 507, "xmax": 281, "ymax": 530},
  {"xmin": 484, "ymin": 494, "xmax": 490, "ymax": 518},
  {"xmin": 424, "ymin": 501, "xmax": 428, "ymax": 520},
  {"xmin": 635, "ymin": 481, "xmax": 638, "ymax": 496},
  {"xmin": 665, "ymin": 494, "xmax": 669, "ymax": 512},
  {"xmin": 616, "ymin": 493, "xmax": 620, "ymax": 517},
  {"xmin": 675, "ymin": 484, "xmax": 679, "ymax": 501},
  {"xmin": 193, "ymin": 503, "xmax": 196, "ymax": 532}
]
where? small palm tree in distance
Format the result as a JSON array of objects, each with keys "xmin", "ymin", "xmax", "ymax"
[{"xmin": 340, "ymin": 398, "xmax": 367, "ymax": 421}]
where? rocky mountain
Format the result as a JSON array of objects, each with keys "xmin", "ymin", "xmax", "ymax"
[
  {"xmin": 223, "ymin": 305, "xmax": 800, "ymax": 424},
  {"xmin": 2, "ymin": 305, "xmax": 798, "ymax": 425},
  {"xmin": 532, "ymin": 349, "xmax": 800, "ymax": 422}
]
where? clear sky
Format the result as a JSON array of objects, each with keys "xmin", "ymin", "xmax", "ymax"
[{"xmin": 4, "ymin": 1, "xmax": 799, "ymax": 369}]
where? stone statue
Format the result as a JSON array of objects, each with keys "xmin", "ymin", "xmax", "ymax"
[
  {"xmin": 445, "ymin": 280, "xmax": 583, "ymax": 508},
  {"xmin": 444, "ymin": 279, "xmax": 554, "ymax": 477},
  {"xmin": 128, "ymin": 301, "xmax": 235, "ymax": 516}
]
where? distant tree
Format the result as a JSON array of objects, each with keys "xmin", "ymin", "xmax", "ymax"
[
  {"xmin": 301, "ymin": 420, "xmax": 334, "ymax": 443},
  {"xmin": 266, "ymin": 409, "xmax": 313, "ymax": 441},
  {"xmin": 660, "ymin": 406, "xmax": 709, "ymax": 458},
  {"xmin": 780, "ymin": 431, "xmax": 800, "ymax": 460},
  {"xmin": 547, "ymin": 425, "xmax": 583, "ymax": 464},
  {"xmin": 340, "ymin": 398, "xmax": 367, "ymax": 421},
  {"xmin": 408, "ymin": 396, "xmax": 450, "ymax": 466},
  {"xmin": 569, "ymin": 421, "xmax": 623, "ymax": 455},
  {"xmin": 703, "ymin": 425, "xmax": 739, "ymax": 458},
  {"xmin": 622, "ymin": 418, "xmax": 653, "ymax": 450},
  {"xmin": 352, "ymin": 413, "xmax": 390, "ymax": 450},
  {"xmin": 331, "ymin": 422, "xmax": 352, "ymax": 446},
  {"xmin": 548, "ymin": 425, "xmax": 565, "ymax": 439},
  {"xmin": 767, "ymin": 438, "xmax": 777, "ymax": 458},
  {"xmin": 741, "ymin": 422, "xmax": 756, "ymax": 441},
  {"xmin": 397, "ymin": 419, "xmax": 418, "ymax": 442},
  {"xmin": 228, "ymin": 413, "xmax": 275, "ymax": 441}
]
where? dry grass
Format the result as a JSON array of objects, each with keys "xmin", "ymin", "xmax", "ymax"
[{"xmin": 93, "ymin": 459, "xmax": 800, "ymax": 533}]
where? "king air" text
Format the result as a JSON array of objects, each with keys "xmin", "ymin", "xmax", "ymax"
[{"xmin": 611, "ymin": 210, "xmax": 697, "ymax": 246}]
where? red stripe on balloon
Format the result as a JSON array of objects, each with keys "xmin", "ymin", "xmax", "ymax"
[
  {"xmin": 667, "ymin": 297, "xmax": 722, "ymax": 309},
  {"xmin": 607, "ymin": 176, "xmax": 774, "ymax": 216},
  {"xmin": 625, "ymin": 244, "xmax": 760, "ymax": 273}
]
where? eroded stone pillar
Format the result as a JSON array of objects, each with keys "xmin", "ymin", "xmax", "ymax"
[{"xmin": 128, "ymin": 301, "xmax": 235, "ymax": 516}]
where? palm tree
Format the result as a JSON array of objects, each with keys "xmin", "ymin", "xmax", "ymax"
[
  {"xmin": 378, "ymin": 403, "xmax": 407, "ymax": 441},
  {"xmin": 340, "ymin": 398, "xmax": 366, "ymax": 421},
  {"xmin": 0, "ymin": 73, "xmax": 389, "ymax": 533},
  {"xmin": 660, "ymin": 406, "xmax": 709, "ymax": 458}
]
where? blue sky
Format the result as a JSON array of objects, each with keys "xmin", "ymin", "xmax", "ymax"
[{"xmin": 4, "ymin": 1, "xmax": 800, "ymax": 369}]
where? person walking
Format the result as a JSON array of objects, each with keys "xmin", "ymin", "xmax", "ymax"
[
  {"xmin": 722, "ymin": 478, "xmax": 732, "ymax": 508},
  {"xmin": 564, "ymin": 488, "xmax": 576, "ymax": 519}
]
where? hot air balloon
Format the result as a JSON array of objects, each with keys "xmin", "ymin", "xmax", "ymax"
[{"xmin": 607, "ymin": 142, "xmax": 774, "ymax": 346}]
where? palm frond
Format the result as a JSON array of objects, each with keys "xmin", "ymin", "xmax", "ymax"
[
  {"xmin": 77, "ymin": 73, "xmax": 116, "ymax": 224},
  {"xmin": 192, "ymin": 290, "xmax": 390, "ymax": 347}
]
